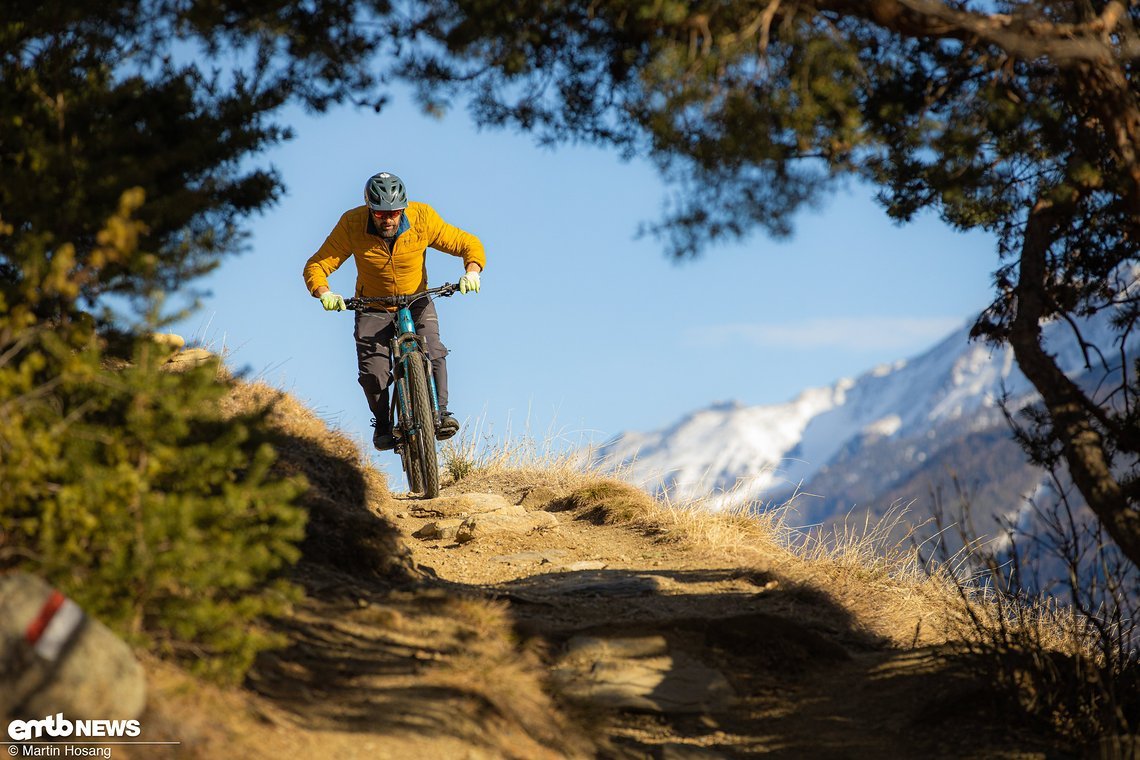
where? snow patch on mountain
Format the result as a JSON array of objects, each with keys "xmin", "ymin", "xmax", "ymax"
[{"xmin": 591, "ymin": 314, "xmax": 1135, "ymax": 510}]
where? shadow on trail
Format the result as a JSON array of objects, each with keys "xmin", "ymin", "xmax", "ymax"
[
  {"xmin": 246, "ymin": 433, "xmax": 554, "ymax": 753},
  {"xmin": 493, "ymin": 565, "xmax": 874, "ymax": 658},
  {"xmin": 268, "ymin": 428, "xmax": 414, "ymax": 581},
  {"xmin": 485, "ymin": 567, "xmax": 1048, "ymax": 759},
  {"xmin": 248, "ymin": 576, "xmax": 507, "ymax": 735}
]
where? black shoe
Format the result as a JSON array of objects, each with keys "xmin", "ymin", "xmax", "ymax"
[
  {"xmin": 436, "ymin": 412, "xmax": 459, "ymax": 440},
  {"xmin": 371, "ymin": 418, "xmax": 397, "ymax": 451}
]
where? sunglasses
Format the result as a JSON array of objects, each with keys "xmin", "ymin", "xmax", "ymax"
[{"xmin": 370, "ymin": 209, "xmax": 403, "ymax": 220}]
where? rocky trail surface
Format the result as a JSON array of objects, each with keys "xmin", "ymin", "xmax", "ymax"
[{"xmin": 129, "ymin": 476, "xmax": 1054, "ymax": 759}]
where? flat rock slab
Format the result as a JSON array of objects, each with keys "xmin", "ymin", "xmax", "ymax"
[
  {"xmin": 413, "ymin": 519, "xmax": 465, "ymax": 541},
  {"xmin": 566, "ymin": 635, "xmax": 669, "ymax": 660},
  {"xmin": 455, "ymin": 511, "xmax": 559, "ymax": 543},
  {"xmin": 553, "ymin": 634, "xmax": 735, "ymax": 714},
  {"xmin": 164, "ymin": 347, "xmax": 214, "ymax": 371},
  {"xmin": 413, "ymin": 493, "xmax": 519, "ymax": 519},
  {"xmin": 506, "ymin": 570, "xmax": 662, "ymax": 598}
]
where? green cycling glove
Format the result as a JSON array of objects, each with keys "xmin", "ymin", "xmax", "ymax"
[
  {"xmin": 459, "ymin": 271, "xmax": 481, "ymax": 294},
  {"xmin": 320, "ymin": 292, "xmax": 346, "ymax": 311}
]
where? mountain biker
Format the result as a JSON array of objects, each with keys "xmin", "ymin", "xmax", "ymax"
[{"xmin": 302, "ymin": 171, "xmax": 485, "ymax": 451}]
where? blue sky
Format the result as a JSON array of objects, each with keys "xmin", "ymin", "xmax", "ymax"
[{"xmin": 174, "ymin": 91, "xmax": 998, "ymax": 476}]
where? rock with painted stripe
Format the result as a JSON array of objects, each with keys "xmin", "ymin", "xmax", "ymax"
[{"xmin": 0, "ymin": 572, "xmax": 145, "ymax": 720}]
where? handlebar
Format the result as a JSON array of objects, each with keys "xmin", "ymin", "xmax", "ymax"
[{"xmin": 345, "ymin": 283, "xmax": 459, "ymax": 311}]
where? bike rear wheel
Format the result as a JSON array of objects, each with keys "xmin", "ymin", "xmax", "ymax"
[{"xmin": 406, "ymin": 352, "xmax": 440, "ymax": 498}]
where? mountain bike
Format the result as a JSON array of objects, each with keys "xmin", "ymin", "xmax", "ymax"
[{"xmin": 345, "ymin": 283, "xmax": 458, "ymax": 499}]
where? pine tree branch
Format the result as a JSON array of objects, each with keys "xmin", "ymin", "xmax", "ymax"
[{"xmin": 814, "ymin": 0, "xmax": 1140, "ymax": 63}]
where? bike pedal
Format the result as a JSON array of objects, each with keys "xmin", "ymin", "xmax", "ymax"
[{"xmin": 436, "ymin": 415, "xmax": 460, "ymax": 440}]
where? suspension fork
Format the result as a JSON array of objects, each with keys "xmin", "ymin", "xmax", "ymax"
[
  {"xmin": 390, "ymin": 340, "xmax": 414, "ymax": 435},
  {"xmin": 395, "ymin": 306, "xmax": 441, "ymax": 422},
  {"xmin": 426, "ymin": 354, "xmax": 441, "ymax": 420}
]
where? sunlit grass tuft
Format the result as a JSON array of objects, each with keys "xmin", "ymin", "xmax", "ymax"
[{"xmin": 439, "ymin": 413, "xmax": 606, "ymax": 488}]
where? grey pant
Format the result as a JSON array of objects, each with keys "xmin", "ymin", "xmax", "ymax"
[{"xmin": 354, "ymin": 299, "xmax": 449, "ymax": 429}]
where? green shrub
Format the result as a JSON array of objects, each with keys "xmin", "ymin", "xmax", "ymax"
[{"xmin": 0, "ymin": 330, "xmax": 307, "ymax": 682}]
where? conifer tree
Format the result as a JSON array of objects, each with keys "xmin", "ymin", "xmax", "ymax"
[
  {"xmin": 1, "ymin": 0, "xmax": 402, "ymax": 679},
  {"xmin": 0, "ymin": 193, "xmax": 307, "ymax": 680}
]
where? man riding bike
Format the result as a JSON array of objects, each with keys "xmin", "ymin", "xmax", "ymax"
[{"xmin": 302, "ymin": 171, "xmax": 485, "ymax": 450}]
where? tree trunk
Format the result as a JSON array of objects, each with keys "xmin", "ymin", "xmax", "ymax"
[{"xmin": 1008, "ymin": 198, "xmax": 1140, "ymax": 568}]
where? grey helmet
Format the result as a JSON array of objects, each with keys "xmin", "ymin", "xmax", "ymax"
[{"xmin": 365, "ymin": 172, "xmax": 408, "ymax": 211}]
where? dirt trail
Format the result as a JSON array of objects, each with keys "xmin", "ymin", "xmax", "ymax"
[
  {"xmin": 382, "ymin": 485, "xmax": 1046, "ymax": 759},
  {"xmin": 131, "ymin": 479, "xmax": 1052, "ymax": 759}
]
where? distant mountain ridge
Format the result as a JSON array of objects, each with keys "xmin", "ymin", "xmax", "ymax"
[{"xmin": 591, "ymin": 313, "xmax": 1135, "ymax": 526}]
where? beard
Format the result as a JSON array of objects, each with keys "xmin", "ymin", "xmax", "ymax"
[{"xmin": 375, "ymin": 218, "xmax": 400, "ymax": 238}]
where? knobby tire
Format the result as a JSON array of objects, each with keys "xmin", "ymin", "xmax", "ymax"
[
  {"xmin": 403, "ymin": 439, "xmax": 424, "ymax": 495},
  {"xmin": 406, "ymin": 353, "xmax": 440, "ymax": 499},
  {"xmin": 397, "ymin": 374, "xmax": 424, "ymax": 494}
]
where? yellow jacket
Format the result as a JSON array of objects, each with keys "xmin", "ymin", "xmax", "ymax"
[{"xmin": 302, "ymin": 202, "xmax": 486, "ymax": 299}]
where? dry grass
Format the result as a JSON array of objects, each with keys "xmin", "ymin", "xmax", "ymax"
[
  {"xmin": 778, "ymin": 503, "xmax": 962, "ymax": 645},
  {"xmin": 439, "ymin": 416, "xmax": 598, "ymax": 488},
  {"xmin": 130, "ymin": 610, "xmax": 582, "ymax": 760},
  {"xmin": 527, "ymin": 469, "xmax": 946, "ymax": 641},
  {"xmin": 455, "ymin": 441, "xmax": 1089, "ymax": 655},
  {"xmin": 221, "ymin": 380, "xmax": 411, "ymax": 577},
  {"xmin": 221, "ymin": 379, "xmax": 390, "ymax": 504}
]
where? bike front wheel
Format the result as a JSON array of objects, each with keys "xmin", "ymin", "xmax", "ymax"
[
  {"xmin": 394, "ymin": 373, "xmax": 425, "ymax": 494},
  {"xmin": 406, "ymin": 352, "xmax": 440, "ymax": 499},
  {"xmin": 402, "ymin": 436, "xmax": 425, "ymax": 495}
]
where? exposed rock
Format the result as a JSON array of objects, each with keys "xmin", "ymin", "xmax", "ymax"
[
  {"xmin": 532, "ymin": 571, "xmax": 661, "ymax": 597},
  {"xmin": 417, "ymin": 493, "xmax": 519, "ymax": 519},
  {"xmin": 553, "ymin": 634, "xmax": 735, "ymax": 714},
  {"xmin": 455, "ymin": 511, "xmax": 558, "ymax": 543},
  {"xmin": 164, "ymin": 347, "xmax": 216, "ymax": 371},
  {"xmin": 565, "ymin": 635, "xmax": 669, "ymax": 660},
  {"xmin": 149, "ymin": 332, "xmax": 186, "ymax": 354},
  {"xmin": 0, "ymin": 572, "xmax": 146, "ymax": 720},
  {"xmin": 413, "ymin": 519, "xmax": 466, "ymax": 541}
]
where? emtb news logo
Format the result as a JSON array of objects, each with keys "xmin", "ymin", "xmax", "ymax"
[{"xmin": 6, "ymin": 714, "xmax": 141, "ymax": 741}]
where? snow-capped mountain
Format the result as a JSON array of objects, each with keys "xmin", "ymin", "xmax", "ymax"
[{"xmin": 591, "ymin": 313, "xmax": 1132, "ymax": 521}]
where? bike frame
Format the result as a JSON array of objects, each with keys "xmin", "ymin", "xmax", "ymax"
[
  {"xmin": 389, "ymin": 301, "xmax": 440, "ymax": 444},
  {"xmin": 345, "ymin": 283, "xmax": 458, "ymax": 450}
]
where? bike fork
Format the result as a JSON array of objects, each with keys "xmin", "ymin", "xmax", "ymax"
[
  {"xmin": 425, "ymin": 354, "xmax": 441, "ymax": 424},
  {"xmin": 392, "ymin": 368, "xmax": 413, "ymax": 442}
]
